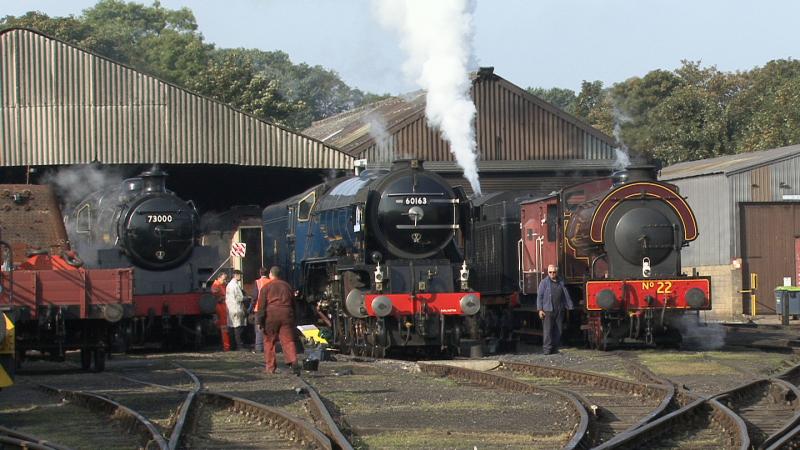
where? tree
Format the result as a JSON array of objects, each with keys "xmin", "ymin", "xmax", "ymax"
[
  {"xmin": 190, "ymin": 51, "xmax": 306, "ymax": 127},
  {"xmin": 526, "ymin": 86, "xmax": 577, "ymax": 113}
]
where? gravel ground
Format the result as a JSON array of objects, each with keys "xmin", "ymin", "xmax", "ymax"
[{"xmin": 3, "ymin": 333, "xmax": 800, "ymax": 450}]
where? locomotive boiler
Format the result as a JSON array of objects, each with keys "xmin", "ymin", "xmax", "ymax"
[
  {"xmin": 66, "ymin": 166, "xmax": 218, "ymax": 348},
  {"xmin": 262, "ymin": 160, "xmax": 480, "ymax": 356}
]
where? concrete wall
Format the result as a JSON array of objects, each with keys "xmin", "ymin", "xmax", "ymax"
[{"xmin": 686, "ymin": 263, "xmax": 744, "ymax": 322}]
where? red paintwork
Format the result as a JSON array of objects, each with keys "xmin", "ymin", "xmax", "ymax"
[
  {"xmin": 585, "ymin": 277, "xmax": 711, "ymax": 311},
  {"xmin": 364, "ymin": 292, "xmax": 479, "ymax": 316},
  {"xmin": 589, "ymin": 182, "xmax": 698, "ymax": 243},
  {"xmin": 520, "ymin": 197, "xmax": 559, "ymax": 294},
  {"xmin": 19, "ymin": 254, "xmax": 81, "ymax": 271},
  {"xmin": 1, "ymin": 267, "xmax": 134, "ymax": 319},
  {"xmin": 134, "ymin": 292, "xmax": 204, "ymax": 316}
]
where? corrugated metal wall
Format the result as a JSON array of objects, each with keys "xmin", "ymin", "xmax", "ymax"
[
  {"xmin": 729, "ymin": 156, "xmax": 800, "ymax": 258},
  {"xmin": 358, "ymin": 75, "xmax": 617, "ymax": 163},
  {"xmin": 666, "ymin": 154, "xmax": 800, "ymax": 266},
  {"xmin": 0, "ymin": 28, "xmax": 352, "ymax": 169},
  {"xmin": 668, "ymin": 174, "xmax": 731, "ymax": 266}
]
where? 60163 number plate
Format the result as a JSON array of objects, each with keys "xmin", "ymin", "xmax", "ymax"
[{"xmin": 404, "ymin": 197, "xmax": 428, "ymax": 205}]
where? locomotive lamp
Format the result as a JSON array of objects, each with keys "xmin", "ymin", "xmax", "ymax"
[
  {"xmin": 642, "ymin": 257, "xmax": 651, "ymax": 278},
  {"xmin": 374, "ymin": 264, "xmax": 384, "ymax": 292},
  {"xmin": 460, "ymin": 261, "xmax": 470, "ymax": 291},
  {"xmin": 372, "ymin": 251, "xmax": 384, "ymax": 291}
]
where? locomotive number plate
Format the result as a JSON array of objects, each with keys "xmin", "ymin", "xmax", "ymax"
[
  {"xmin": 404, "ymin": 197, "xmax": 428, "ymax": 205},
  {"xmin": 641, "ymin": 280, "xmax": 673, "ymax": 294},
  {"xmin": 147, "ymin": 214, "xmax": 174, "ymax": 223}
]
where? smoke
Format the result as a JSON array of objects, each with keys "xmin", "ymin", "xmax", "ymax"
[
  {"xmin": 374, "ymin": 0, "xmax": 482, "ymax": 195},
  {"xmin": 363, "ymin": 112, "xmax": 394, "ymax": 163},
  {"xmin": 612, "ymin": 108, "xmax": 632, "ymax": 171},
  {"xmin": 675, "ymin": 315, "xmax": 726, "ymax": 351},
  {"xmin": 41, "ymin": 164, "xmax": 124, "ymax": 210}
]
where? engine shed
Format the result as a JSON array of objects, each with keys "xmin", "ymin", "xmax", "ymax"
[
  {"xmin": 660, "ymin": 144, "xmax": 800, "ymax": 320},
  {"xmin": 1, "ymin": 27, "xmax": 621, "ymax": 288}
]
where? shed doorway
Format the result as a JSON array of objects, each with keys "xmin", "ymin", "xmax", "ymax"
[{"xmin": 740, "ymin": 202, "xmax": 800, "ymax": 314}]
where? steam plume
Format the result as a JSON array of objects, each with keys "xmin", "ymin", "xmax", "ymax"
[
  {"xmin": 374, "ymin": 0, "xmax": 482, "ymax": 194},
  {"xmin": 364, "ymin": 112, "xmax": 394, "ymax": 163},
  {"xmin": 612, "ymin": 108, "xmax": 632, "ymax": 170},
  {"xmin": 41, "ymin": 164, "xmax": 124, "ymax": 210}
]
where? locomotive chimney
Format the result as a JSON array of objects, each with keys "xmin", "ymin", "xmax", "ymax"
[
  {"xmin": 614, "ymin": 164, "xmax": 657, "ymax": 185},
  {"xmin": 140, "ymin": 165, "xmax": 168, "ymax": 193},
  {"xmin": 391, "ymin": 159, "xmax": 424, "ymax": 171}
]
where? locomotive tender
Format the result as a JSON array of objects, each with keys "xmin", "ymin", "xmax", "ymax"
[
  {"xmin": 67, "ymin": 166, "xmax": 219, "ymax": 348},
  {"xmin": 471, "ymin": 165, "xmax": 711, "ymax": 349},
  {"xmin": 262, "ymin": 160, "xmax": 481, "ymax": 356}
]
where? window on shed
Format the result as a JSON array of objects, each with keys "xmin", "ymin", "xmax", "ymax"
[{"xmin": 298, "ymin": 191, "xmax": 316, "ymax": 222}]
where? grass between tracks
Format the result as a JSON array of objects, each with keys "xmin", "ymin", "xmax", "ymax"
[
  {"xmin": 636, "ymin": 350, "xmax": 789, "ymax": 376},
  {"xmin": 359, "ymin": 429, "xmax": 570, "ymax": 449}
]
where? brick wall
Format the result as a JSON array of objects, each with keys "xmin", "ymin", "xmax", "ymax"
[{"xmin": 684, "ymin": 264, "xmax": 744, "ymax": 322}]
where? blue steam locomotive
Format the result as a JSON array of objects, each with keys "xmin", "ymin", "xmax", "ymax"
[{"xmin": 262, "ymin": 160, "xmax": 481, "ymax": 356}]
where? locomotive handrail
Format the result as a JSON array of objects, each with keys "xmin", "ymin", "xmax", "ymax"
[{"xmin": 395, "ymin": 224, "xmax": 459, "ymax": 229}]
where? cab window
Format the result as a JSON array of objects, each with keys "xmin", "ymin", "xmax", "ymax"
[
  {"xmin": 298, "ymin": 191, "xmax": 316, "ymax": 222},
  {"xmin": 76, "ymin": 204, "xmax": 91, "ymax": 233}
]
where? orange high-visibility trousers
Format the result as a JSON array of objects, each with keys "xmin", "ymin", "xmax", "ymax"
[{"xmin": 215, "ymin": 302, "xmax": 231, "ymax": 351}]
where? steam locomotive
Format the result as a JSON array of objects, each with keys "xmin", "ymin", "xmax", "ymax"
[
  {"xmin": 262, "ymin": 160, "xmax": 481, "ymax": 356},
  {"xmin": 470, "ymin": 165, "xmax": 711, "ymax": 349},
  {"xmin": 66, "ymin": 166, "xmax": 219, "ymax": 348}
]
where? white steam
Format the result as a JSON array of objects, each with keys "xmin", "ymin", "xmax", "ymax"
[
  {"xmin": 41, "ymin": 164, "xmax": 124, "ymax": 210},
  {"xmin": 364, "ymin": 112, "xmax": 394, "ymax": 163},
  {"xmin": 374, "ymin": 0, "xmax": 481, "ymax": 195},
  {"xmin": 612, "ymin": 108, "xmax": 632, "ymax": 170}
]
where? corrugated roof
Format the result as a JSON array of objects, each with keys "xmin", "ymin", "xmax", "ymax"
[
  {"xmin": 303, "ymin": 70, "xmax": 617, "ymax": 159},
  {"xmin": 660, "ymin": 144, "xmax": 800, "ymax": 180},
  {"xmin": 303, "ymin": 91, "xmax": 427, "ymax": 155},
  {"xmin": 0, "ymin": 27, "xmax": 353, "ymax": 170}
]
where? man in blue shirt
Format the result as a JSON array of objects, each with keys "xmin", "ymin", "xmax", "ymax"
[{"xmin": 537, "ymin": 264, "xmax": 574, "ymax": 355}]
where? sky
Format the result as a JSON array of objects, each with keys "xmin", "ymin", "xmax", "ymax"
[{"xmin": 3, "ymin": 0, "xmax": 800, "ymax": 95}]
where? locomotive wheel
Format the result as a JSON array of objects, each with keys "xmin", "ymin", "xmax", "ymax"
[
  {"xmin": 80, "ymin": 348, "xmax": 91, "ymax": 370},
  {"xmin": 92, "ymin": 349, "xmax": 106, "ymax": 372}
]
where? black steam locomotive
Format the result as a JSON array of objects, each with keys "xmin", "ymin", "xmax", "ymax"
[
  {"xmin": 262, "ymin": 160, "xmax": 481, "ymax": 356},
  {"xmin": 66, "ymin": 166, "xmax": 218, "ymax": 348}
]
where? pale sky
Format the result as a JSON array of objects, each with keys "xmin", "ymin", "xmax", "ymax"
[{"xmin": 3, "ymin": 0, "xmax": 799, "ymax": 95}]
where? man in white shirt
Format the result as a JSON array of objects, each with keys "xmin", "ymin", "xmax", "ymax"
[{"xmin": 225, "ymin": 270, "xmax": 247, "ymax": 351}]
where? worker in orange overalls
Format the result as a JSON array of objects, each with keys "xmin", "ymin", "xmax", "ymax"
[
  {"xmin": 251, "ymin": 267, "xmax": 272, "ymax": 353},
  {"xmin": 256, "ymin": 266, "xmax": 299, "ymax": 375},
  {"xmin": 211, "ymin": 272, "xmax": 231, "ymax": 351}
]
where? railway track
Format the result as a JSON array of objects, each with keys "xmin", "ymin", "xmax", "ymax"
[
  {"xmin": 495, "ymin": 361, "xmax": 674, "ymax": 447},
  {"xmin": 761, "ymin": 365, "xmax": 800, "ymax": 449},
  {"xmin": 418, "ymin": 361, "xmax": 590, "ymax": 450},
  {"xmin": 0, "ymin": 425, "xmax": 69, "ymax": 450},
  {"xmin": 34, "ymin": 382, "xmax": 169, "ymax": 449},
  {"xmin": 593, "ymin": 396, "xmax": 749, "ymax": 450},
  {"xmin": 593, "ymin": 360, "xmax": 800, "ymax": 449},
  {"xmin": 115, "ymin": 364, "xmax": 345, "ymax": 450}
]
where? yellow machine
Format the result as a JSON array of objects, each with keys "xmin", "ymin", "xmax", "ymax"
[{"xmin": 0, "ymin": 312, "xmax": 14, "ymax": 388}]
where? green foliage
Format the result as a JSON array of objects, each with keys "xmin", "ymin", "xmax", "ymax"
[
  {"xmin": 0, "ymin": 0, "xmax": 380, "ymax": 130},
  {"xmin": 189, "ymin": 51, "xmax": 306, "ymax": 126},
  {"xmin": 527, "ymin": 86, "xmax": 577, "ymax": 114},
  {"xmin": 531, "ymin": 59, "xmax": 800, "ymax": 165}
]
